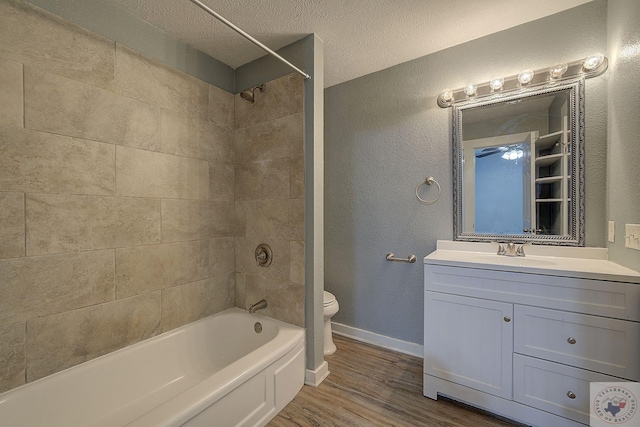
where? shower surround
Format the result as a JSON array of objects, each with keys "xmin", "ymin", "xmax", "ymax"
[{"xmin": 0, "ymin": 0, "xmax": 304, "ymax": 395}]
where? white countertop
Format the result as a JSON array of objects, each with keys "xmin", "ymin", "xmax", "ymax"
[{"xmin": 424, "ymin": 240, "xmax": 640, "ymax": 284}]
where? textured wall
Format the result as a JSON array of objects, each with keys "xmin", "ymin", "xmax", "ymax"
[
  {"xmin": 607, "ymin": 0, "xmax": 640, "ymax": 271},
  {"xmin": 233, "ymin": 74, "xmax": 306, "ymax": 327},
  {"xmin": 325, "ymin": 1, "xmax": 608, "ymax": 345},
  {"xmin": 0, "ymin": 0, "xmax": 235, "ymax": 393}
]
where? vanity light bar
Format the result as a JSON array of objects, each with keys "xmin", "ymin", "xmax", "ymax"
[{"xmin": 437, "ymin": 54, "xmax": 607, "ymax": 108}]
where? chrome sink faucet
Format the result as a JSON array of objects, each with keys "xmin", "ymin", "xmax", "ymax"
[{"xmin": 496, "ymin": 242, "xmax": 526, "ymax": 257}]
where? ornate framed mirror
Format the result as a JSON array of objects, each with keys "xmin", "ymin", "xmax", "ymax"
[{"xmin": 452, "ymin": 78, "xmax": 585, "ymax": 245}]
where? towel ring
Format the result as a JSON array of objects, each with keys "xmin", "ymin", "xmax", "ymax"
[{"xmin": 415, "ymin": 176, "xmax": 441, "ymax": 205}]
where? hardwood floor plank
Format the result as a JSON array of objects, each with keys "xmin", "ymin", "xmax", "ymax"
[{"xmin": 269, "ymin": 335, "xmax": 524, "ymax": 427}]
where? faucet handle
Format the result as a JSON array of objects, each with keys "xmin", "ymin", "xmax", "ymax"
[
  {"xmin": 496, "ymin": 243, "xmax": 506, "ymax": 255},
  {"xmin": 516, "ymin": 244, "xmax": 526, "ymax": 257}
]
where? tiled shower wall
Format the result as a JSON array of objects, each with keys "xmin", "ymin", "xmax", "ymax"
[
  {"xmin": 233, "ymin": 75, "xmax": 305, "ymax": 327},
  {"xmin": 0, "ymin": 0, "xmax": 237, "ymax": 393}
]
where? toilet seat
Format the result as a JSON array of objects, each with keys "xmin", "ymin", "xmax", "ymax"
[{"xmin": 323, "ymin": 291, "xmax": 336, "ymax": 307}]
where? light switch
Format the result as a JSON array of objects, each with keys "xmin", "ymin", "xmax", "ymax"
[
  {"xmin": 608, "ymin": 221, "xmax": 615, "ymax": 242},
  {"xmin": 625, "ymin": 224, "xmax": 640, "ymax": 250}
]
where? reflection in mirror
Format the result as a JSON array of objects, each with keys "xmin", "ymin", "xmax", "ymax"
[{"xmin": 453, "ymin": 79, "xmax": 584, "ymax": 245}]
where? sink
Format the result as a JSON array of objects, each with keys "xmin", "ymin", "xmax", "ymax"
[{"xmin": 469, "ymin": 254, "xmax": 557, "ymax": 267}]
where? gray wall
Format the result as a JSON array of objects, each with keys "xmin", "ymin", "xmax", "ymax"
[
  {"xmin": 607, "ymin": 0, "xmax": 640, "ymax": 272},
  {"xmin": 325, "ymin": 1, "xmax": 608, "ymax": 345}
]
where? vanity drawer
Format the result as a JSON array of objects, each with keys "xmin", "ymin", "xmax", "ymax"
[
  {"xmin": 513, "ymin": 354, "xmax": 619, "ymax": 426},
  {"xmin": 514, "ymin": 305, "xmax": 640, "ymax": 380}
]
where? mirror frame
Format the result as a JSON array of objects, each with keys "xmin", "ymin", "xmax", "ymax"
[{"xmin": 452, "ymin": 78, "xmax": 585, "ymax": 246}]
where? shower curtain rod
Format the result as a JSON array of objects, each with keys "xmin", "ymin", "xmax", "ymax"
[{"xmin": 187, "ymin": 0, "xmax": 311, "ymax": 81}]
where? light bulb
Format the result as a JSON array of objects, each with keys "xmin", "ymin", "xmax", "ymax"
[
  {"xmin": 489, "ymin": 77, "xmax": 504, "ymax": 91},
  {"xmin": 440, "ymin": 89, "xmax": 454, "ymax": 103},
  {"xmin": 583, "ymin": 53, "xmax": 604, "ymax": 71},
  {"xmin": 518, "ymin": 69, "xmax": 534, "ymax": 85},
  {"xmin": 502, "ymin": 148, "xmax": 524, "ymax": 160},
  {"xmin": 549, "ymin": 63, "xmax": 568, "ymax": 79},
  {"xmin": 464, "ymin": 83, "xmax": 477, "ymax": 96}
]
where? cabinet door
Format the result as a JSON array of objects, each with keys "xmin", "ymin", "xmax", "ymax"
[{"xmin": 424, "ymin": 292, "xmax": 513, "ymax": 399}]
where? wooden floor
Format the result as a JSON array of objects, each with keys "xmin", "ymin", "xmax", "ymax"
[{"xmin": 269, "ymin": 335, "xmax": 521, "ymax": 427}]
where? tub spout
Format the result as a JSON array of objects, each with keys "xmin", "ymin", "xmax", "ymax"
[{"xmin": 249, "ymin": 299, "xmax": 267, "ymax": 313}]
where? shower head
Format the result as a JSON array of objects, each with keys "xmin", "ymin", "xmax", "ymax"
[{"xmin": 240, "ymin": 84, "xmax": 266, "ymax": 103}]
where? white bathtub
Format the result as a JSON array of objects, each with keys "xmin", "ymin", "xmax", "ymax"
[{"xmin": 0, "ymin": 308, "xmax": 305, "ymax": 427}]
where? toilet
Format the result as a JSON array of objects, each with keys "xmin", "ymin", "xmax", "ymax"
[{"xmin": 323, "ymin": 291, "xmax": 339, "ymax": 355}]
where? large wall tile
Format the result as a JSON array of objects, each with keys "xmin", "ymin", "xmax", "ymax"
[
  {"xmin": 235, "ymin": 158, "xmax": 290, "ymax": 201},
  {"xmin": 24, "ymin": 68, "xmax": 160, "ymax": 150},
  {"xmin": 242, "ymin": 113, "xmax": 303, "ymax": 163},
  {"xmin": 234, "ymin": 75, "xmax": 292, "ymax": 129},
  {"xmin": 115, "ymin": 45, "xmax": 208, "ymax": 119},
  {"xmin": 0, "ymin": 126, "xmax": 115, "ymax": 196},
  {"xmin": 0, "ymin": 192, "xmax": 25, "ymax": 259},
  {"xmin": 236, "ymin": 199, "xmax": 302, "ymax": 240},
  {"xmin": 245, "ymin": 275, "xmax": 304, "ymax": 327},
  {"xmin": 26, "ymin": 194, "xmax": 161, "ymax": 256},
  {"xmin": 209, "ymin": 84, "xmax": 234, "ymax": 129},
  {"xmin": 0, "ymin": 58, "xmax": 23, "ymax": 127},
  {"xmin": 209, "ymin": 162, "xmax": 234, "ymax": 201},
  {"xmin": 0, "ymin": 250, "xmax": 115, "ymax": 325},
  {"xmin": 158, "ymin": 109, "xmax": 233, "ymax": 163},
  {"xmin": 116, "ymin": 146, "xmax": 209, "ymax": 199},
  {"xmin": 161, "ymin": 275, "xmax": 234, "ymax": 332},
  {"xmin": 26, "ymin": 292, "xmax": 161, "ymax": 382},
  {"xmin": 290, "ymin": 241, "xmax": 305, "ymax": 285},
  {"xmin": 116, "ymin": 241, "xmax": 209, "ymax": 298},
  {"xmin": 209, "ymin": 238, "xmax": 235, "ymax": 278},
  {"xmin": 0, "ymin": 0, "xmax": 114, "ymax": 90},
  {"xmin": 290, "ymin": 74, "xmax": 304, "ymax": 114},
  {"xmin": 161, "ymin": 199, "xmax": 234, "ymax": 243},
  {"xmin": 0, "ymin": 322, "xmax": 25, "ymax": 393},
  {"xmin": 235, "ymin": 237, "xmax": 290, "ymax": 282},
  {"xmin": 290, "ymin": 155, "xmax": 305, "ymax": 199}
]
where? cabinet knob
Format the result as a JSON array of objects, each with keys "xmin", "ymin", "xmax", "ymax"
[
  {"xmin": 504, "ymin": 316, "xmax": 511, "ymax": 322},
  {"xmin": 567, "ymin": 391, "xmax": 576, "ymax": 399},
  {"xmin": 567, "ymin": 337, "xmax": 577, "ymax": 344}
]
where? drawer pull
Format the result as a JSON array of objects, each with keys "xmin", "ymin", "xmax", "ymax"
[
  {"xmin": 567, "ymin": 391, "xmax": 576, "ymax": 399},
  {"xmin": 567, "ymin": 337, "xmax": 577, "ymax": 344},
  {"xmin": 504, "ymin": 316, "xmax": 511, "ymax": 322}
]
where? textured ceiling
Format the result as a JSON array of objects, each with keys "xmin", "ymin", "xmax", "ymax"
[{"xmin": 106, "ymin": 0, "xmax": 593, "ymax": 88}]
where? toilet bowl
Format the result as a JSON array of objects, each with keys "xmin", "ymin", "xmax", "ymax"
[{"xmin": 323, "ymin": 291, "xmax": 339, "ymax": 355}]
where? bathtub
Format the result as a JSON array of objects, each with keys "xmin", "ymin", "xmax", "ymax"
[{"xmin": 0, "ymin": 308, "xmax": 305, "ymax": 427}]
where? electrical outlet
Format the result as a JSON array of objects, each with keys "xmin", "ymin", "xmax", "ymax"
[
  {"xmin": 608, "ymin": 221, "xmax": 615, "ymax": 242},
  {"xmin": 625, "ymin": 224, "xmax": 640, "ymax": 251}
]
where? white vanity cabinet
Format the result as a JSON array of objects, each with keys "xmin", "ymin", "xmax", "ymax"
[{"xmin": 423, "ymin": 242, "xmax": 640, "ymax": 427}]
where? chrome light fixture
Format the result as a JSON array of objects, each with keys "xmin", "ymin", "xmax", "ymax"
[{"xmin": 437, "ymin": 54, "xmax": 608, "ymax": 108}]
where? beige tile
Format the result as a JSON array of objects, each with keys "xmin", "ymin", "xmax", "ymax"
[
  {"xmin": 0, "ymin": 250, "xmax": 115, "ymax": 325},
  {"xmin": 234, "ymin": 75, "xmax": 292, "ymax": 129},
  {"xmin": 0, "ymin": 322, "xmax": 25, "ymax": 393},
  {"xmin": 234, "ymin": 272, "xmax": 246, "ymax": 309},
  {"xmin": 209, "ymin": 161, "xmax": 234, "ymax": 201},
  {"xmin": 290, "ymin": 73, "xmax": 304, "ymax": 114},
  {"xmin": 290, "ymin": 155, "xmax": 305, "ymax": 199},
  {"xmin": 235, "ymin": 237, "xmax": 290, "ymax": 282},
  {"xmin": 245, "ymin": 275, "xmax": 304, "ymax": 327},
  {"xmin": 234, "ymin": 129, "xmax": 246, "ymax": 164},
  {"xmin": 235, "ymin": 158, "xmax": 290, "ymax": 201},
  {"xmin": 0, "ymin": 0, "xmax": 115, "ymax": 90},
  {"xmin": 204, "ymin": 121, "xmax": 235, "ymax": 164},
  {"xmin": 26, "ymin": 194, "xmax": 161, "ymax": 256},
  {"xmin": 0, "ymin": 126, "xmax": 115, "ymax": 196},
  {"xmin": 24, "ymin": 67, "xmax": 161, "ymax": 150},
  {"xmin": 0, "ymin": 192, "xmax": 25, "ymax": 259},
  {"xmin": 290, "ymin": 241, "xmax": 305, "ymax": 285},
  {"xmin": 242, "ymin": 113, "xmax": 303, "ymax": 163},
  {"xmin": 115, "ymin": 44, "xmax": 208, "ymax": 119},
  {"xmin": 0, "ymin": 58, "xmax": 23, "ymax": 127},
  {"xmin": 161, "ymin": 199, "xmax": 234, "ymax": 242},
  {"xmin": 116, "ymin": 241, "xmax": 209, "ymax": 298},
  {"xmin": 236, "ymin": 199, "xmax": 303, "ymax": 240},
  {"xmin": 26, "ymin": 292, "xmax": 161, "ymax": 382},
  {"xmin": 115, "ymin": 146, "xmax": 209, "ymax": 199},
  {"xmin": 209, "ymin": 84, "xmax": 234, "ymax": 129},
  {"xmin": 161, "ymin": 274, "xmax": 234, "ymax": 332},
  {"xmin": 209, "ymin": 237, "xmax": 235, "ymax": 278}
]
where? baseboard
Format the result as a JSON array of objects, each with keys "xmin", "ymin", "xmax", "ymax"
[
  {"xmin": 305, "ymin": 360, "xmax": 329, "ymax": 387},
  {"xmin": 331, "ymin": 322, "xmax": 423, "ymax": 358}
]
